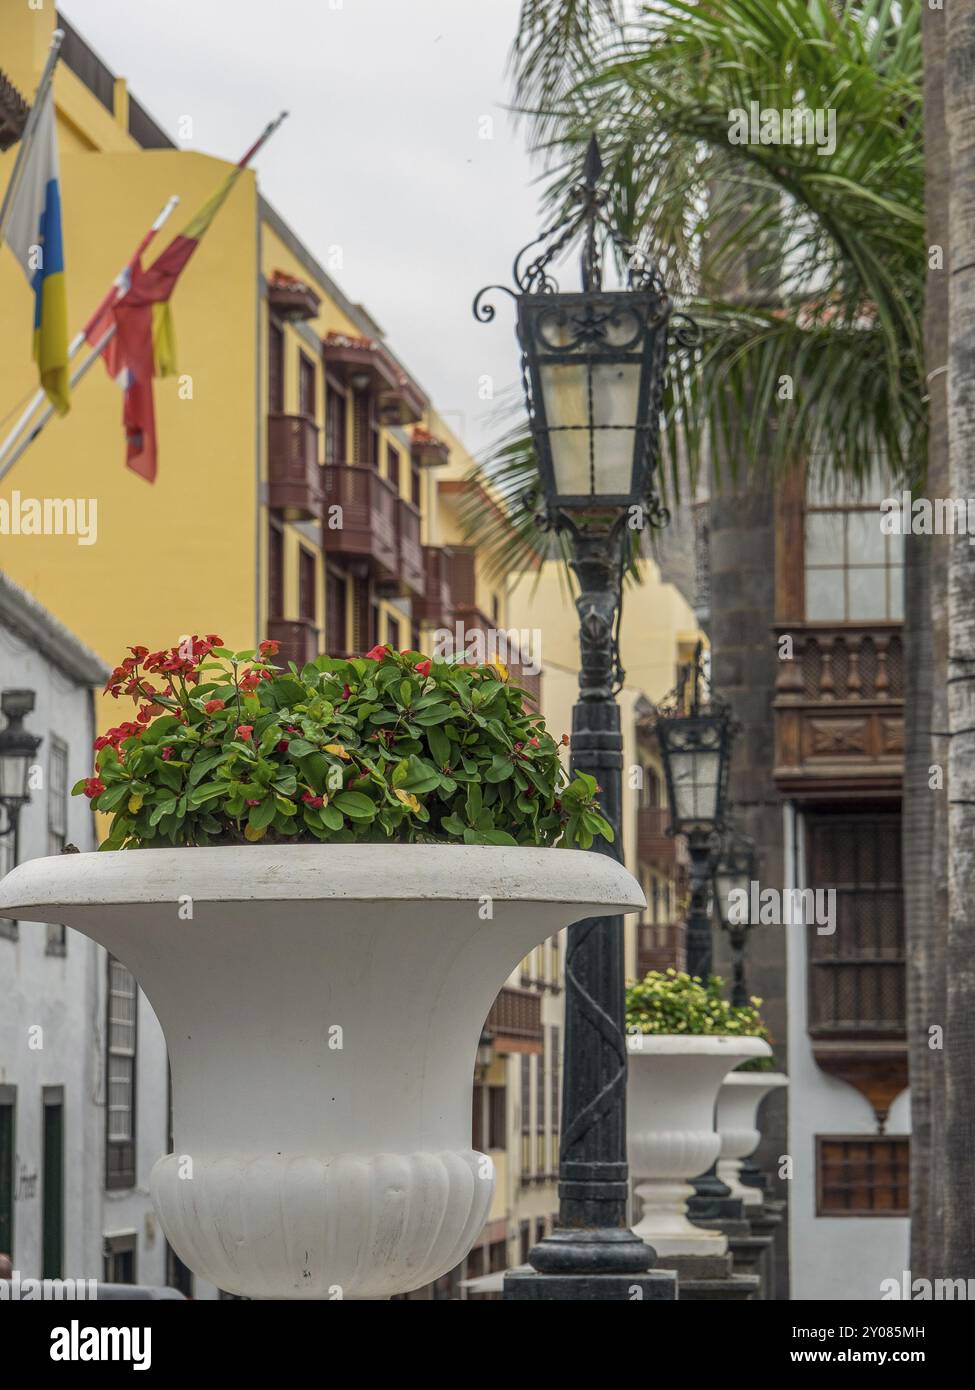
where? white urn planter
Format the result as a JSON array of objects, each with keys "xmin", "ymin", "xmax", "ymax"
[
  {"xmin": 715, "ymin": 1071, "xmax": 789, "ymax": 1207},
  {"xmin": 0, "ymin": 843, "xmax": 644, "ymax": 1300},
  {"xmin": 626, "ymin": 1034, "xmax": 772, "ymax": 1256}
]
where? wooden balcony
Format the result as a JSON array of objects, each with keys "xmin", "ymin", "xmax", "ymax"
[
  {"xmin": 267, "ymin": 617, "xmax": 320, "ymax": 672},
  {"xmin": 484, "ymin": 986, "xmax": 542, "ymax": 1055},
  {"xmin": 773, "ymin": 623, "xmax": 904, "ymax": 798},
  {"xmin": 637, "ymin": 922, "xmax": 685, "ymax": 980},
  {"xmin": 267, "ymin": 414, "xmax": 322, "ymax": 521},
  {"xmin": 397, "ymin": 498, "xmax": 425, "ymax": 599},
  {"xmin": 413, "ymin": 546, "xmax": 453, "ymax": 628},
  {"xmin": 637, "ymin": 806, "xmax": 688, "ymax": 869},
  {"xmin": 510, "ymin": 664, "xmax": 542, "ymax": 709},
  {"xmin": 268, "ymin": 271, "xmax": 321, "ymax": 322},
  {"xmin": 322, "ymin": 463, "xmax": 398, "ymax": 580},
  {"xmin": 323, "ymin": 333, "xmax": 427, "ymax": 423}
]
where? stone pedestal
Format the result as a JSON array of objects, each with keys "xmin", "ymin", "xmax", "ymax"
[
  {"xmin": 655, "ymin": 1252, "xmax": 758, "ymax": 1301},
  {"xmin": 504, "ymin": 1270, "xmax": 678, "ymax": 1302}
]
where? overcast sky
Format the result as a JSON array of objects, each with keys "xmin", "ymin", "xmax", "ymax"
[{"xmin": 57, "ymin": 0, "xmax": 542, "ymax": 454}]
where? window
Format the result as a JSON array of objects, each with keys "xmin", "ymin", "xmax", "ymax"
[
  {"xmin": 103, "ymin": 1232, "xmax": 137, "ymax": 1284},
  {"xmin": 268, "ymin": 319, "xmax": 284, "ymax": 414},
  {"xmin": 806, "ymin": 812, "xmax": 905, "ymax": 1039},
  {"xmin": 411, "ymin": 462, "xmax": 421, "ymax": 508},
  {"xmin": 42, "ymin": 1088, "xmax": 64, "ymax": 1279},
  {"xmin": 816, "ymin": 1135, "xmax": 909, "ymax": 1216},
  {"xmin": 550, "ymin": 1024, "xmax": 560, "ymax": 1144},
  {"xmin": 298, "ymin": 548, "xmax": 317, "ymax": 623},
  {"xmin": 520, "ymin": 1054, "xmax": 531, "ymax": 1178},
  {"xmin": 0, "ymin": 1087, "xmax": 14, "ymax": 1256},
  {"xmin": 325, "ymin": 383, "xmax": 347, "ymax": 464},
  {"xmin": 298, "ymin": 351, "xmax": 316, "ymax": 420},
  {"xmin": 639, "ymin": 766, "xmax": 661, "ymax": 809},
  {"xmin": 325, "ymin": 567, "xmax": 347, "ymax": 657},
  {"xmin": 46, "ymin": 738, "xmax": 68, "ymax": 954},
  {"xmin": 488, "ymin": 1085, "xmax": 506, "ymax": 1150},
  {"xmin": 537, "ymin": 1031, "xmax": 546, "ymax": 1166},
  {"xmin": 386, "ymin": 444, "xmax": 401, "ymax": 491},
  {"xmin": 353, "ymin": 390, "xmax": 377, "ymax": 465},
  {"xmin": 386, "ymin": 613, "xmax": 401, "ymax": 652},
  {"xmin": 804, "ymin": 475, "xmax": 903, "ymax": 622},
  {"xmin": 471, "ymin": 1082, "xmax": 485, "ymax": 1152},
  {"xmin": 106, "ymin": 957, "xmax": 137, "ymax": 1189},
  {"xmin": 268, "ymin": 520, "xmax": 284, "ymax": 619}
]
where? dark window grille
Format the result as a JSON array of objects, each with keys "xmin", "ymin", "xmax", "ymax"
[
  {"xmin": 299, "ymin": 352, "xmax": 316, "ymax": 421},
  {"xmin": 268, "ymin": 321, "xmax": 284, "ymax": 414},
  {"xmin": 488, "ymin": 1086, "xmax": 506, "ymax": 1150},
  {"xmin": 806, "ymin": 812, "xmax": 905, "ymax": 1039},
  {"xmin": 325, "ymin": 385, "xmax": 347, "ymax": 464},
  {"xmin": 816, "ymin": 1135, "xmax": 909, "ymax": 1216}
]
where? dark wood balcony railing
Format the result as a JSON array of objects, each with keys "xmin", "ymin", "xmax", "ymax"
[
  {"xmin": 510, "ymin": 664, "xmax": 542, "ymax": 709},
  {"xmin": 397, "ymin": 498, "xmax": 425, "ymax": 598},
  {"xmin": 267, "ymin": 617, "xmax": 320, "ymax": 672},
  {"xmin": 636, "ymin": 921, "xmax": 685, "ymax": 980},
  {"xmin": 322, "ymin": 463, "xmax": 398, "ymax": 580},
  {"xmin": 447, "ymin": 546, "xmax": 477, "ymax": 610},
  {"xmin": 413, "ymin": 546, "xmax": 453, "ymax": 628},
  {"xmin": 637, "ymin": 806, "xmax": 688, "ymax": 869},
  {"xmin": 484, "ymin": 986, "xmax": 543, "ymax": 1054},
  {"xmin": 773, "ymin": 622, "xmax": 904, "ymax": 796},
  {"xmin": 268, "ymin": 414, "xmax": 322, "ymax": 521}
]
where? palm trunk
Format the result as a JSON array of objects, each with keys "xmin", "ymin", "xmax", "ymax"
[
  {"xmin": 944, "ymin": 0, "xmax": 975, "ymax": 1278},
  {"xmin": 909, "ymin": 0, "xmax": 950, "ymax": 1282}
]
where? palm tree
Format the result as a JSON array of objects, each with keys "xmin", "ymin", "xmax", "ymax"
[{"xmin": 944, "ymin": 0, "xmax": 975, "ymax": 1279}]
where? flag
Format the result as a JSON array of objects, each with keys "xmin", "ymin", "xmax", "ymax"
[
  {"xmin": 3, "ymin": 86, "xmax": 69, "ymax": 414},
  {"xmin": 85, "ymin": 165, "xmax": 244, "ymax": 482}
]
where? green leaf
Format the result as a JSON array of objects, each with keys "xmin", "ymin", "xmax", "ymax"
[
  {"xmin": 248, "ymin": 798, "xmax": 278, "ymax": 831},
  {"xmin": 321, "ymin": 804, "xmax": 344, "ymax": 831},
  {"xmin": 333, "ymin": 790, "xmax": 377, "ymax": 820}
]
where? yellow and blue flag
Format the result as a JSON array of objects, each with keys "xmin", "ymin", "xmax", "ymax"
[{"xmin": 4, "ymin": 86, "xmax": 69, "ymax": 414}]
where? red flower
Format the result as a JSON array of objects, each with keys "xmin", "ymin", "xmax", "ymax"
[
  {"xmin": 561, "ymin": 733, "xmax": 570, "ymax": 746},
  {"xmin": 239, "ymin": 670, "xmax": 261, "ymax": 692},
  {"xmin": 236, "ymin": 725, "xmax": 254, "ymax": 741},
  {"xmin": 530, "ymin": 737, "xmax": 540, "ymax": 748},
  {"xmin": 161, "ymin": 746, "xmax": 174, "ymax": 761},
  {"xmin": 204, "ymin": 699, "xmax": 225, "ymax": 714},
  {"xmin": 259, "ymin": 668, "xmax": 273, "ymax": 681},
  {"xmin": 205, "ymin": 634, "xmax": 224, "ymax": 646},
  {"xmin": 259, "ymin": 639, "xmax": 280, "ymax": 657},
  {"xmin": 128, "ymin": 646, "xmax": 149, "ymax": 661},
  {"xmin": 363, "ymin": 644, "xmax": 387, "ymax": 661},
  {"xmin": 276, "ymin": 740, "xmax": 290, "ymax": 752},
  {"xmin": 93, "ymin": 735, "xmax": 112, "ymax": 751},
  {"xmin": 302, "ymin": 792, "xmax": 324, "ymax": 808},
  {"xmin": 83, "ymin": 777, "xmax": 105, "ymax": 799},
  {"xmin": 246, "ymin": 799, "xmax": 261, "ymax": 806},
  {"xmin": 415, "ymin": 659, "xmax": 431, "ymax": 678},
  {"xmin": 341, "ymin": 684, "xmax": 352, "ymax": 701}
]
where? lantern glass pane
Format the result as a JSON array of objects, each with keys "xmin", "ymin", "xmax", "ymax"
[
  {"xmin": 670, "ymin": 747, "xmax": 720, "ymax": 823},
  {"xmin": 0, "ymin": 753, "xmax": 28, "ymax": 803},
  {"xmin": 540, "ymin": 360, "xmax": 641, "ymax": 499}
]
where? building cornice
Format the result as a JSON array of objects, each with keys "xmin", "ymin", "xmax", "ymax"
[{"xmin": 0, "ymin": 573, "xmax": 109, "ymax": 687}]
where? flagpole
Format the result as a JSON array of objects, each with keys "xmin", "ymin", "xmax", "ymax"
[
  {"xmin": 0, "ymin": 328, "xmax": 115, "ymax": 486},
  {"xmin": 0, "ymin": 28, "xmax": 64, "ymax": 248},
  {"xmin": 0, "ymin": 194, "xmax": 180, "ymax": 472}
]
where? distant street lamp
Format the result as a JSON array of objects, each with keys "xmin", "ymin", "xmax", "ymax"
[
  {"xmin": 713, "ymin": 824, "xmax": 759, "ymax": 1008},
  {"xmin": 475, "ymin": 136, "xmax": 698, "ymax": 1299},
  {"xmin": 655, "ymin": 643, "xmax": 736, "ymax": 979},
  {"xmin": 0, "ymin": 689, "xmax": 42, "ymax": 840}
]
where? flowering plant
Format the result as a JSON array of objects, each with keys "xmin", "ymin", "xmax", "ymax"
[
  {"xmin": 625, "ymin": 969, "xmax": 774, "ymax": 1067},
  {"xmin": 74, "ymin": 638, "xmax": 614, "ymax": 852}
]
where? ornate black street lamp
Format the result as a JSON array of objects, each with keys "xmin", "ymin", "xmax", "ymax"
[
  {"xmin": 713, "ymin": 822, "xmax": 759, "ymax": 1008},
  {"xmin": 655, "ymin": 643, "xmax": 736, "ymax": 980},
  {"xmin": 475, "ymin": 138, "xmax": 698, "ymax": 1299},
  {"xmin": 0, "ymin": 689, "xmax": 42, "ymax": 841}
]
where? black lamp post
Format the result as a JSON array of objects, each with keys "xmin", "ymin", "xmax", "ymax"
[
  {"xmin": 655, "ymin": 643, "xmax": 735, "ymax": 980},
  {"xmin": 713, "ymin": 823, "xmax": 759, "ymax": 1008},
  {"xmin": 0, "ymin": 689, "xmax": 42, "ymax": 842},
  {"xmin": 475, "ymin": 138, "xmax": 698, "ymax": 1299}
]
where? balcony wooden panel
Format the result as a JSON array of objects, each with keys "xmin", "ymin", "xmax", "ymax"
[
  {"xmin": 773, "ymin": 623, "xmax": 904, "ymax": 797},
  {"xmin": 397, "ymin": 498, "xmax": 425, "ymax": 598},
  {"xmin": 268, "ymin": 414, "xmax": 322, "ymax": 520},
  {"xmin": 447, "ymin": 546, "xmax": 478, "ymax": 610},
  {"xmin": 484, "ymin": 986, "xmax": 542, "ymax": 1054},
  {"xmin": 322, "ymin": 463, "xmax": 398, "ymax": 580},
  {"xmin": 637, "ymin": 922, "xmax": 685, "ymax": 979},
  {"xmin": 413, "ymin": 546, "xmax": 453, "ymax": 627},
  {"xmin": 267, "ymin": 617, "xmax": 319, "ymax": 671},
  {"xmin": 510, "ymin": 664, "xmax": 542, "ymax": 709},
  {"xmin": 268, "ymin": 272, "xmax": 321, "ymax": 322},
  {"xmin": 637, "ymin": 806, "xmax": 688, "ymax": 869}
]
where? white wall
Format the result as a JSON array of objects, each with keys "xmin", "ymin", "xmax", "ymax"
[{"xmin": 784, "ymin": 803, "xmax": 910, "ymax": 1300}]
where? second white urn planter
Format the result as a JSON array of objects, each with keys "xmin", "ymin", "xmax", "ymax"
[
  {"xmin": 716, "ymin": 1071, "xmax": 789, "ymax": 1206},
  {"xmin": 626, "ymin": 1033, "xmax": 772, "ymax": 1256},
  {"xmin": 0, "ymin": 843, "xmax": 645, "ymax": 1300}
]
